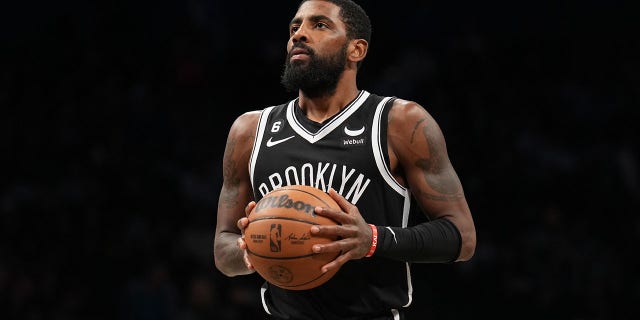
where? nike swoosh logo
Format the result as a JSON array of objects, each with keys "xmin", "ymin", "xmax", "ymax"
[
  {"xmin": 344, "ymin": 125, "xmax": 365, "ymax": 137},
  {"xmin": 266, "ymin": 135, "xmax": 295, "ymax": 147}
]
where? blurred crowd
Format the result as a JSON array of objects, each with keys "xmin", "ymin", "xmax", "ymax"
[{"xmin": 1, "ymin": 1, "xmax": 637, "ymax": 319}]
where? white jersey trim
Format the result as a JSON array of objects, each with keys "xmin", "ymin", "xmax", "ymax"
[
  {"xmin": 287, "ymin": 90, "xmax": 370, "ymax": 143},
  {"xmin": 372, "ymin": 97, "xmax": 414, "ymax": 307},
  {"xmin": 391, "ymin": 308, "xmax": 401, "ymax": 320},
  {"xmin": 249, "ymin": 106, "xmax": 275, "ymax": 190},
  {"xmin": 403, "ymin": 262, "xmax": 413, "ymax": 307},
  {"xmin": 260, "ymin": 284, "xmax": 272, "ymax": 315},
  {"xmin": 371, "ymin": 97, "xmax": 408, "ymax": 196}
]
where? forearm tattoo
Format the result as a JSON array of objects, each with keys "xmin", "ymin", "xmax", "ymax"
[{"xmin": 221, "ymin": 137, "xmax": 241, "ymax": 208}]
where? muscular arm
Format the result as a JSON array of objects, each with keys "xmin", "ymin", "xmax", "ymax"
[
  {"xmin": 385, "ymin": 99, "xmax": 476, "ymax": 262},
  {"xmin": 213, "ymin": 111, "xmax": 260, "ymax": 276},
  {"xmin": 302, "ymin": 99, "xmax": 475, "ymax": 271}
]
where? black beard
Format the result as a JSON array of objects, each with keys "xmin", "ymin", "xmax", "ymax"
[{"xmin": 280, "ymin": 43, "xmax": 348, "ymax": 98}]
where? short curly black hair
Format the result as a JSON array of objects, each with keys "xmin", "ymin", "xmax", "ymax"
[{"xmin": 299, "ymin": 0, "xmax": 372, "ymax": 44}]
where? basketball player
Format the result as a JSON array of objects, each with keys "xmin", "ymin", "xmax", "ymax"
[{"xmin": 214, "ymin": 0, "xmax": 477, "ymax": 319}]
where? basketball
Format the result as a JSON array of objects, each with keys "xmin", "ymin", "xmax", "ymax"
[{"xmin": 244, "ymin": 185, "xmax": 341, "ymax": 290}]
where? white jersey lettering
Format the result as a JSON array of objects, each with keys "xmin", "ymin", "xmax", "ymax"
[{"xmin": 257, "ymin": 162, "xmax": 370, "ymax": 204}]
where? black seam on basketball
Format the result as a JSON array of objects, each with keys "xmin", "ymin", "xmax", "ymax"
[
  {"xmin": 250, "ymin": 216, "xmax": 321, "ymax": 225},
  {"xmin": 246, "ymin": 249, "xmax": 320, "ymax": 260},
  {"xmin": 270, "ymin": 187, "xmax": 333, "ymax": 208},
  {"xmin": 277, "ymin": 251, "xmax": 342, "ymax": 289}
]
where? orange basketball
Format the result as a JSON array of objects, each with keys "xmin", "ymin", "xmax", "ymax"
[{"xmin": 244, "ymin": 185, "xmax": 341, "ymax": 290}]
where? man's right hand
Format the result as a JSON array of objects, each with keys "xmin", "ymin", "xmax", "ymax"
[{"xmin": 237, "ymin": 201, "xmax": 257, "ymax": 270}]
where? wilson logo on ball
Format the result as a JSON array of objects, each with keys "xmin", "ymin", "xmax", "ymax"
[{"xmin": 255, "ymin": 194, "xmax": 317, "ymax": 217}]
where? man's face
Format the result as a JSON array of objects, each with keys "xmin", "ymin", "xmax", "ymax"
[{"xmin": 280, "ymin": 1, "xmax": 350, "ymax": 97}]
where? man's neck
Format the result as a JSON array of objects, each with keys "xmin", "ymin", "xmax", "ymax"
[{"xmin": 298, "ymin": 84, "xmax": 360, "ymax": 123}]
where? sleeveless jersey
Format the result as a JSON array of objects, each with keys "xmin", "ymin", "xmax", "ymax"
[{"xmin": 249, "ymin": 91, "xmax": 414, "ymax": 320}]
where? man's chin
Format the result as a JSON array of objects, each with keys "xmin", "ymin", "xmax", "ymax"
[{"xmin": 288, "ymin": 61, "xmax": 309, "ymax": 70}]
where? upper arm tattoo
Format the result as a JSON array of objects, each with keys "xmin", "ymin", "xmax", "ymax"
[
  {"xmin": 414, "ymin": 122, "xmax": 464, "ymax": 201},
  {"xmin": 410, "ymin": 118, "xmax": 427, "ymax": 143}
]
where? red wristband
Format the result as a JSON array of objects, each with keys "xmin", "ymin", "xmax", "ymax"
[{"xmin": 365, "ymin": 224, "xmax": 378, "ymax": 257}]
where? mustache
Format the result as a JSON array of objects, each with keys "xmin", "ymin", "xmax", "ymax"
[{"xmin": 287, "ymin": 43, "xmax": 315, "ymax": 59}]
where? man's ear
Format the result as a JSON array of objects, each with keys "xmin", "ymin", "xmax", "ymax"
[{"xmin": 349, "ymin": 39, "xmax": 368, "ymax": 63}]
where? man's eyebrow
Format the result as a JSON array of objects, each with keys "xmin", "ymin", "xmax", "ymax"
[
  {"xmin": 290, "ymin": 17, "xmax": 302, "ymax": 26},
  {"xmin": 289, "ymin": 14, "xmax": 334, "ymax": 26}
]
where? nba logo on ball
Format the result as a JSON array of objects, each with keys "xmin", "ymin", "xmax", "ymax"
[{"xmin": 270, "ymin": 224, "xmax": 282, "ymax": 252}]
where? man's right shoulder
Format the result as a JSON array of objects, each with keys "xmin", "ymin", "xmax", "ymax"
[
  {"xmin": 233, "ymin": 100, "xmax": 291, "ymax": 126},
  {"xmin": 233, "ymin": 110, "xmax": 262, "ymax": 126},
  {"xmin": 227, "ymin": 111, "xmax": 261, "ymax": 142}
]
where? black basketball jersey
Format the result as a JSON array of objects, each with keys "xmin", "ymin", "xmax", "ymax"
[{"xmin": 249, "ymin": 91, "xmax": 414, "ymax": 320}]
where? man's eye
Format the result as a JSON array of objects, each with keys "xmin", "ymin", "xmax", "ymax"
[
  {"xmin": 316, "ymin": 23, "xmax": 328, "ymax": 29},
  {"xmin": 290, "ymin": 26, "xmax": 300, "ymax": 34}
]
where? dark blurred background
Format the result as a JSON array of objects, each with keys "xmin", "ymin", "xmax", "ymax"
[{"xmin": 1, "ymin": 0, "xmax": 638, "ymax": 319}]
